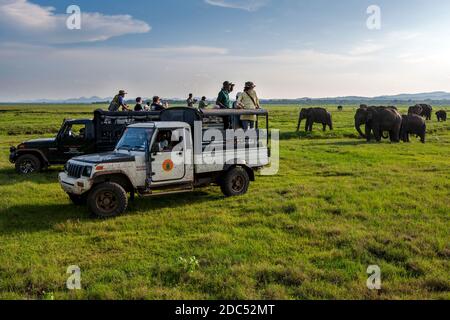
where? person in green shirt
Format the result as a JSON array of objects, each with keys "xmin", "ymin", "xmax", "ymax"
[
  {"xmin": 199, "ymin": 96, "xmax": 209, "ymax": 109},
  {"xmin": 216, "ymin": 81, "xmax": 233, "ymax": 109}
]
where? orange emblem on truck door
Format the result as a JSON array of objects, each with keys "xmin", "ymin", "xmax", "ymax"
[{"xmin": 162, "ymin": 159, "xmax": 174, "ymax": 172}]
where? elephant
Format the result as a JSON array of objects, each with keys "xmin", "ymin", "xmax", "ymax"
[
  {"xmin": 400, "ymin": 114, "xmax": 426, "ymax": 143},
  {"xmin": 355, "ymin": 106, "xmax": 402, "ymax": 142},
  {"xmin": 408, "ymin": 105, "xmax": 423, "ymax": 116},
  {"xmin": 417, "ymin": 104, "xmax": 433, "ymax": 120},
  {"xmin": 436, "ymin": 110, "xmax": 447, "ymax": 122},
  {"xmin": 338, "ymin": 106, "xmax": 343, "ymax": 112},
  {"xmin": 297, "ymin": 108, "xmax": 333, "ymax": 132}
]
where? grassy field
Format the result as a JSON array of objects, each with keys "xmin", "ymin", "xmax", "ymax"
[{"xmin": 0, "ymin": 104, "xmax": 449, "ymax": 300}]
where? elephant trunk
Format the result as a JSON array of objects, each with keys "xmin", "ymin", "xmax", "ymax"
[{"xmin": 355, "ymin": 121, "xmax": 366, "ymax": 138}]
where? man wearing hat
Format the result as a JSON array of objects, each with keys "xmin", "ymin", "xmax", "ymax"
[
  {"xmin": 108, "ymin": 90, "xmax": 130, "ymax": 112},
  {"xmin": 237, "ymin": 81, "xmax": 261, "ymax": 130},
  {"xmin": 216, "ymin": 81, "xmax": 233, "ymax": 109}
]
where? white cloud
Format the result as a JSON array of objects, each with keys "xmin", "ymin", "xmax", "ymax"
[
  {"xmin": 349, "ymin": 41, "xmax": 384, "ymax": 56},
  {"xmin": 0, "ymin": 0, "xmax": 151, "ymax": 44},
  {"xmin": 204, "ymin": 0, "xmax": 269, "ymax": 11}
]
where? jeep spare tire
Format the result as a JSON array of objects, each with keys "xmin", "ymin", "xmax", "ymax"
[
  {"xmin": 15, "ymin": 154, "xmax": 42, "ymax": 174},
  {"xmin": 87, "ymin": 182, "xmax": 128, "ymax": 218}
]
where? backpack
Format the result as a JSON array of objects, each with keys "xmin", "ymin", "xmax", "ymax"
[{"xmin": 108, "ymin": 95, "xmax": 120, "ymax": 112}]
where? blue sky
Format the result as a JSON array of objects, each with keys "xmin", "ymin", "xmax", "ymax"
[{"xmin": 1, "ymin": 0, "xmax": 450, "ymax": 100}]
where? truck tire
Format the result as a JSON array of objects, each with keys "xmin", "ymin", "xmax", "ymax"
[
  {"xmin": 15, "ymin": 154, "xmax": 42, "ymax": 174},
  {"xmin": 87, "ymin": 182, "xmax": 128, "ymax": 218},
  {"xmin": 220, "ymin": 167, "xmax": 250, "ymax": 197},
  {"xmin": 68, "ymin": 193, "xmax": 87, "ymax": 206}
]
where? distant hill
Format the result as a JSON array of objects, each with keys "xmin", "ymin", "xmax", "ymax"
[{"xmin": 2, "ymin": 91, "xmax": 450, "ymax": 105}]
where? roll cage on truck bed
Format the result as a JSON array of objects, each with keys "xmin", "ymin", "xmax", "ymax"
[{"xmin": 59, "ymin": 107, "xmax": 272, "ymax": 218}]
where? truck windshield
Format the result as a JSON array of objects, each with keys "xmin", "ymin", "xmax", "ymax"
[{"xmin": 116, "ymin": 128, "xmax": 154, "ymax": 152}]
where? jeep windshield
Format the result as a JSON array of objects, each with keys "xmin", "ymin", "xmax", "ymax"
[{"xmin": 116, "ymin": 128, "xmax": 154, "ymax": 152}]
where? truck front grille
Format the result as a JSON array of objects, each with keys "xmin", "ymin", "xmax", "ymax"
[{"xmin": 67, "ymin": 163, "xmax": 84, "ymax": 178}]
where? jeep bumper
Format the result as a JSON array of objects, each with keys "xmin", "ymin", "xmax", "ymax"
[
  {"xmin": 59, "ymin": 172, "xmax": 93, "ymax": 195},
  {"xmin": 9, "ymin": 147, "xmax": 17, "ymax": 163}
]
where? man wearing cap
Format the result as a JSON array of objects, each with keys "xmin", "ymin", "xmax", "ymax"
[
  {"xmin": 108, "ymin": 90, "xmax": 130, "ymax": 112},
  {"xmin": 237, "ymin": 82, "xmax": 261, "ymax": 130},
  {"xmin": 187, "ymin": 93, "xmax": 198, "ymax": 108},
  {"xmin": 216, "ymin": 81, "xmax": 233, "ymax": 109}
]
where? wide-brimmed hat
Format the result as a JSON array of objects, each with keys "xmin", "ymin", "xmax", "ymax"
[
  {"xmin": 245, "ymin": 81, "xmax": 256, "ymax": 89},
  {"xmin": 119, "ymin": 90, "xmax": 128, "ymax": 95}
]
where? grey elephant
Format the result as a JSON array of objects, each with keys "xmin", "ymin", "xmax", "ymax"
[
  {"xmin": 417, "ymin": 104, "xmax": 433, "ymax": 120},
  {"xmin": 436, "ymin": 110, "xmax": 447, "ymax": 122},
  {"xmin": 297, "ymin": 108, "xmax": 333, "ymax": 132},
  {"xmin": 408, "ymin": 105, "xmax": 423, "ymax": 116},
  {"xmin": 355, "ymin": 106, "xmax": 402, "ymax": 142},
  {"xmin": 400, "ymin": 114, "xmax": 426, "ymax": 143}
]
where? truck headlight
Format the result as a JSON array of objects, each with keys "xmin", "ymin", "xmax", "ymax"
[
  {"xmin": 64, "ymin": 162, "xmax": 69, "ymax": 172},
  {"xmin": 82, "ymin": 166, "xmax": 93, "ymax": 177}
]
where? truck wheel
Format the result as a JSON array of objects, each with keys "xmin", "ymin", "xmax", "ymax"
[
  {"xmin": 15, "ymin": 154, "xmax": 42, "ymax": 174},
  {"xmin": 68, "ymin": 193, "xmax": 87, "ymax": 206},
  {"xmin": 87, "ymin": 182, "xmax": 128, "ymax": 218},
  {"xmin": 221, "ymin": 167, "xmax": 250, "ymax": 197}
]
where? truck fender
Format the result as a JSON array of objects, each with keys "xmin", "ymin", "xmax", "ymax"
[
  {"xmin": 91, "ymin": 171, "xmax": 134, "ymax": 193},
  {"xmin": 223, "ymin": 164, "xmax": 255, "ymax": 182},
  {"xmin": 16, "ymin": 149, "xmax": 49, "ymax": 166}
]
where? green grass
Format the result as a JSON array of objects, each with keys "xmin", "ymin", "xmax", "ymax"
[{"xmin": 0, "ymin": 104, "xmax": 449, "ymax": 300}]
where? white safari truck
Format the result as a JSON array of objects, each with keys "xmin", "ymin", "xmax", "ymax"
[{"xmin": 59, "ymin": 107, "xmax": 271, "ymax": 218}]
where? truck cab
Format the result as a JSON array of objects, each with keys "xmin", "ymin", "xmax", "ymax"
[
  {"xmin": 59, "ymin": 108, "xmax": 271, "ymax": 218},
  {"xmin": 10, "ymin": 119, "xmax": 94, "ymax": 174}
]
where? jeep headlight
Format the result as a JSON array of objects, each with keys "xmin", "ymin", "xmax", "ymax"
[
  {"xmin": 64, "ymin": 162, "xmax": 69, "ymax": 173},
  {"xmin": 82, "ymin": 166, "xmax": 93, "ymax": 177}
]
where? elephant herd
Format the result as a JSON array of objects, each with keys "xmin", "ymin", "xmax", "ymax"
[{"xmin": 296, "ymin": 104, "xmax": 447, "ymax": 144}]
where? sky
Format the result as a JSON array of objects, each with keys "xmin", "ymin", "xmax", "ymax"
[{"xmin": 1, "ymin": 0, "xmax": 450, "ymax": 101}]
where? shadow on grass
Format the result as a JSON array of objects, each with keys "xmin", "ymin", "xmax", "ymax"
[
  {"xmin": 0, "ymin": 167, "xmax": 61, "ymax": 186},
  {"xmin": 0, "ymin": 190, "xmax": 223, "ymax": 234},
  {"xmin": 279, "ymin": 131, "xmax": 360, "ymax": 141}
]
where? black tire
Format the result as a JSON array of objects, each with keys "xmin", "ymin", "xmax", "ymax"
[
  {"xmin": 68, "ymin": 193, "xmax": 87, "ymax": 206},
  {"xmin": 15, "ymin": 154, "xmax": 42, "ymax": 174},
  {"xmin": 87, "ymin": 182, "xmax": 128, "ymax": 218},
  {"xmin": 220, "ymin": 167, "xmax": 250, "ymax": 197}
]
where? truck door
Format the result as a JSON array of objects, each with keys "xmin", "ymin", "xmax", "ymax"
[
  {"xmin": 57, "ymin": 121, "xmax": 93, "ymax": 162},
  {"xmin": 151, "ymin": 128, "xmax": 188, "ymax": 183}
]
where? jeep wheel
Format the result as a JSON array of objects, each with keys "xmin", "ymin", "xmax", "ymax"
[
  {"xmin": 220, "ymin": 167, "xmax": 250, "ymax": 197},
  {"xmin": 15, "ymin": 154, "xmax": 42, "ymax": 174},
  {"xmin": 68, "ymin": 193, "xmax": 87, "ymax": 206},
  {"xmin": 87, "ymin": 182, "xmax": 128, "ymax": 218}
]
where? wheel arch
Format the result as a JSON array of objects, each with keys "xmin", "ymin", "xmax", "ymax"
[
  {"xmin": 91, "ymin": 172, "xmax": 134, "ymax": 192},
  {"xmin": 16, "ymin": 150, "xmax": 49, "ymax": 166},
  {"xmin": 223, "ymin": 163, "xmax": 255, "ymax": 181}
]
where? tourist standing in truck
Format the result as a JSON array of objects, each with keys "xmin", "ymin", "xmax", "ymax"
[
  {"xmin": 151, "ymin": 96, "xmax": 166, "ymax": 111},
  {"xmin": 108, "ymin": 90, "xmax": 130, "ymax": 112},
  {"xmin": 198, "ymin": 96, "xmax": 209, "ymax": 109},
  {"xmin": 237, "ymin": 82, "xmax": 260, "ymax": 130},
  {"xmin": 187, "ymin": 93, "xmax": 198, "ymax": 108},
  {"xmin": 216, "ymin": 81, "xmax": 232, "ymax": 109},
  {"xmin": 134, "ymin": 97, "xmax": 144, "ymax": 111}
]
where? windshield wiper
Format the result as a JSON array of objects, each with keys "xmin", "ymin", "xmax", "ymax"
[{"xmin": 117, "ymin": 145, "xmax": 133, "ymax": 151}]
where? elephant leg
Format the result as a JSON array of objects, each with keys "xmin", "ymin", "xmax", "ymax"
[
  {"xmin": 365, "ymin": 124, "xmax": 372, "ymax": 142},
  {"xmin": 305, "ymin": 119, "xmax": 309, "ymax": 132},
  {"xmin": 373, "ymin": 128, "xmax": 382, "ymax": 142},
  {"xmin": 322, "ymin": 123, "xmax": 326, "ymax": 132}
]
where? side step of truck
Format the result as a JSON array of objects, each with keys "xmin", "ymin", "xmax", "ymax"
[{"xmin": 137, "ymin": 182, "xmax": 194, "ymax": 197}]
